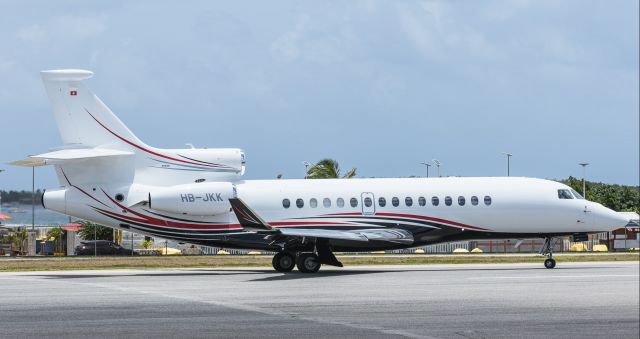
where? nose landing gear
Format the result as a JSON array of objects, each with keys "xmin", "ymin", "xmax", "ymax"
[{"xmin": 540, "ymin": 237, "xmax": 557, "ymax": 269}]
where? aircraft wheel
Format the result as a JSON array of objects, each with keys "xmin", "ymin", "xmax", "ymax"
[
  {"xmin": 296, "ymin": 253, "xmax": 321, "ymax": 273},
  {"xmin": 272, "ymin": 252, "xmax": 295, "ymax": 272},
  {"xmin": 544, "ymin": 258, "xmax": 556, "ymax": 269}
]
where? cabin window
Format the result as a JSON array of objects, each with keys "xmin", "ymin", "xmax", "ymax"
[
  {"xmin": 115, "ymin": 193, "xmax": 125, "ymax": 202},
  {"xmin": 310, "ymin": 198, "xmax": 318, "ymax": 208},
  {"xmin": 296, "ymin": 198, "xmax": 304, "ymax": 208},
  {"xmin": 418, "ymin": 196, "xmax": 426, "ymax": 206},
  {"xmin": 350, "ymin": 197, "xmax": 358, "ymax": 207},
  {"xmin": 458, "ymin": 196, "xmax": 465, "ymax": 206},
  {"xmin": 484, "ymin": 196, "xmax": 492, "ymax": 205},
  {"xmin": 337, "ymin": 198, "xmax": 345, "ymax": 208},
  {"xmin": 379, "ymin": 197, "xmax": 386, "ymax": 207},
  {"xmin": 444, "ymin": 196, "xmax": 452, "ymax": 206},
  {"xmin": 558, "ymin": 189, "xmax": 573, "ymax": 199},
  {"xmin": 471, "ymin": 196, "xmax": 478, "ymax": 206},
  {"xmin": 364, "ymin": 197, "xmax": 373, "ymax": 207},
  {"xmin": 392, "ymin": 197, "xmax": 400, "ymax": 207},
  {"xmin": 570, "ymin": 189, "xmax": 584, "ymax": 199},
  {"xmin": 323, "ymin": 198, "xmax": 331, "ymax": 208},
  {"xmin": 405, "ymin": 197, "xmax": 413, "ymax": 207},
  {"xmin": 282, "ymin": 199, "xmax": 290, "ymax": 209},
  {"xmin": 432, "ymin": 196, "xmax": 439, "ymax": 206}
]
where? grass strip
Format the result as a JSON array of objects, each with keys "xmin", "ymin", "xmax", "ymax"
[{"xmin": 0, "ymin": 253, "xmax": 637, "ymax": 272}]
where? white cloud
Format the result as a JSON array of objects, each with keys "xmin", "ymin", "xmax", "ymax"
[{"xmin": 396, "ymin": 1, "xmax": 502, "ymax": 61}]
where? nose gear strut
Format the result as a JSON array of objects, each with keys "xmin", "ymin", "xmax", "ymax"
[{"xmin": 540, "ymin": 236, "xmax": 557, "ymax": 269}]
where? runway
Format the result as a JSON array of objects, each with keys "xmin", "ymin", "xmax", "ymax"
[{"xmin": 1, "ymin": 261, "xmax": 638, "ymax": 338}]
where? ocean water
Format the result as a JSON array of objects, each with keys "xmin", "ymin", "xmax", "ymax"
[{"xmin": 1, "ymin": 204, "xmax": 71, "ymax": 227}]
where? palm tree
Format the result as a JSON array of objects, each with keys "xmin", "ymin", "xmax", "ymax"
[
  {"xmin": 47, "ymin": 226, "xmax": 65, "ymax": 254},
  {"xmin": 306, "ymin": 159, "xmax": 357, "ymax": 179},
  {"xmin": 78, "ymin": 221, "xmax": 113, "ymax": 241}
]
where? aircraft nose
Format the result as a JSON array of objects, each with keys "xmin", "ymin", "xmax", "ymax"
[{"xmin": 593, "ymin": 204, "xmax": 633, "ymax": 230}]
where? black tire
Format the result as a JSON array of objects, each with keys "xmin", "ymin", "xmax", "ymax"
[
  {"xmin": 544, "ymin": 258, "xmax": 556, "ymax": 269},
  {"xmin": 272, "ymin": 252, "xmax": 295, "ymax": 272},
  {"xmin": 296, "ymin": 253, "xmax": 321, "ymax": 273}
]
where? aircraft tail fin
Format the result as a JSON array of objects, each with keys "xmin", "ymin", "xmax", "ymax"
[{"xmin": 40, "ymin": 69, "xmax": 144, "ymax": 149}]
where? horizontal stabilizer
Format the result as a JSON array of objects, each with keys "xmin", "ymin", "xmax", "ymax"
[{"xmin": 9, "ymin": 148, "xmax": 134, "ymax": 167}]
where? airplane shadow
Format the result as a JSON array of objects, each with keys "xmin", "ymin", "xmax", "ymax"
[
  {"xmin": 247, "ymin": 265, "xmax": 611, "ymax": 282},
  {"xmin": 35, "ymin": 265, "xmax": 613, "ymax": 281}
]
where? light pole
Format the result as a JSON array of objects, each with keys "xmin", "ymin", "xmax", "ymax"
[
  {"xmin": 31, "ymin": 167, "xmax": 35, "ymax": 231},
  {"xmin": 420, "ymin": 162, "xmax": 431, "ymax": 178},
  {"xmin": 502, "ymin": 152, "xmax": 512, "ymax": 177},
  {"xmin": 579, "ymin": 163, "xmax": 589, "ymax": 198},
  {"xmin": 302, "ymin": 161, "xmax": 310, "ymax": 179},
  {"xmin": 432, "ymin": 159, "xmax": 441, "ymax": 177},
  {"xmin": 0, "ymin": 169, "xmax": 4, "ymax": 214}
]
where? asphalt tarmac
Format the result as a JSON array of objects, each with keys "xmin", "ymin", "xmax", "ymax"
[{"xmin": 0, "ymin": 261, "xmax": 638, "ymax": 338}]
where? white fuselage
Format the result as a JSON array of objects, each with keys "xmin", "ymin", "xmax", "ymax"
[{"xmin": 48, "ymin": 174, "xmax": 627, "ymax": 251}]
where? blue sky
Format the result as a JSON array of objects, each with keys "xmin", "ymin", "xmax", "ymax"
[{"xmin": 0, "ymin": 0, "xmax": 638, "ymax": 190}]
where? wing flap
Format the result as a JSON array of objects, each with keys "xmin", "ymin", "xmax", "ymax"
[
  {"xmin": 356, "ymin": 229, "xmax": 414, "ymax": 244},
  {"xmin": 278, "ymin": 228, "xmax": 369, "ymax": 242}
]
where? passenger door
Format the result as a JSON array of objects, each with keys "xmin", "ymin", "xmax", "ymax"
[{"xmin": 361, "ymin": 192, "xmax": 376, "ymax": 216}]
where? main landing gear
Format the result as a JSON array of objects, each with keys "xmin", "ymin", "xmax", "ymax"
[
  {"xmin": 296, "ymin": 253, "xmax": 321, "ymax": 273},
  {"xmin": 272, "ymin": 252, "xmax": 296, "ymax": 272},
  {"xmin": 540, "ymin": 237, "xmax": 557, "ymax": 269},
  {"xmin": 271, "ymin": 252, "xmax": 322, "ymax": 273},
  {"xmin": 271, "ymin": 240, "xmax": 342, "ymax": 273}
]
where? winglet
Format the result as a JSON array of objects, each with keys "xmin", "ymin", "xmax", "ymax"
[{"xmin": 229, "ymin": 198, "xmax": 273, "ymax": 231}]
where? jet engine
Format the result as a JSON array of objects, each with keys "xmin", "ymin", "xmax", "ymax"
[{"xmin": 148, "ymin": 182, "xmax": 235, "ymax": 216}]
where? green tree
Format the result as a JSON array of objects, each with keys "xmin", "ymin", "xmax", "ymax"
[
  {"xmin": 562, "ymin": 176, "xmax": 639, "ymax": 214},
  {"xmin": 77, "ymin": 221, "xmax": 113, "ymax": 241},
  {"xmin": 306, "ymin": 159, "xmax": 357, "ymax": 179},
  {"xmin": 46, "ymin": 226, "xmax": 65, "ymax": 253},
  {"xmin": 9, "ymin": 229, "xmax": 27, "ymax": 254}
]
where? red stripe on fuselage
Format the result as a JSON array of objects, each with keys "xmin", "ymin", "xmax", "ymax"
[
  {"xmin": 99, "ymin": 189, "xmax": 241, "ymax": 229},
  {"xmin": 85, "ymin": 109, "xmax": 228, "ymax": 169},
  {"xmin": 321, "ymin": 212, "xmax": 488, "ymax": 231}
]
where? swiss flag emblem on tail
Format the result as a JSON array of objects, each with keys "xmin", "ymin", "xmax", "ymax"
[{"xmin": 70, "ymin": 90, "xmax": 77, "ymax": 96}]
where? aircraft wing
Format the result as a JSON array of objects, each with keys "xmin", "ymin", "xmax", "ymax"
[
  {"xmin": 229, "ymin": 198, "xmax": 414, "ymax": 244},
  {"xmin": 278, "ymin": 228, "xmax": 369, "ymax": 242}
]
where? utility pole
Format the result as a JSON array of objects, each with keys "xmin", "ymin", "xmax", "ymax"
[
  {"xmin": 432, "ymin": 159, "xmax": 441, "ymax": 177},
  {"xmin": 502, "ymin": 153, "xmax": 513, "ymax": 177},
  {"xmin": 302, "ymin": 161, "xmax": 310, "ymax": 179},
  {"xmin": 0, "ymin": 169, "xmax": 4, "ymax": 214},
  {"xmin": 31, "ymin": 167, "xmax": 35, "ymax": 230},
  {"xmin": 579, "ymin": 163, "xmax": 589, "ymax": 198},
  {"xmin": 420, "ymin": 162, "xmax": 431, "ymax": 178}
]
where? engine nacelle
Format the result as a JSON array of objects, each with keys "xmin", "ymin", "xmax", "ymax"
[
  {"xmin": 148, "ymin": 182, "xmax": 235, "ymax": 216},
  {"xmin": 170, "ymin": 148, "xmax": 245, "ymax": 176},
  {"xmin": 42, "ymin": 188, "xmax": 67, "ymax": 214}
]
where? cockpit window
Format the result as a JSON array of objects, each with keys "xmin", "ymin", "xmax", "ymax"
[
  {"xmin": 557, "ymin": 189, "xmax": 573, "ymax": 199},
  {"xmin": 570, "ymin": 189, "xmax": 584, "ymax": 199}
]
